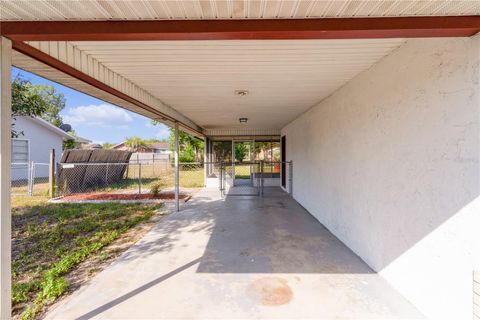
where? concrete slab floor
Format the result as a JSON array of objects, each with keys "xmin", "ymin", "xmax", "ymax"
[{"xmin": 46, "ymin": 187, "xmax": 423, "ymax": 319}]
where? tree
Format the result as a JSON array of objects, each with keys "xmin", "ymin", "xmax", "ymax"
[
  {"xmin": 167, "ymin": 128, "xmax": 204, "ymax": 162},
  {"xmin": 213, "ymin": 142, "xmax": 231, "ymax": 162},
  {"xmin": 253, "ymin": 141, "xmax": 280, "ymax": 161},
  {"xmin": 179, "ymin": 144, "xmax": 195, "ymax": 162},
  {"xmin": 151, "ymin": 121, "xmax": 204, "ymax": 162},
  {"xmin": 30, "ymin": 84, "xmax": 65, "ymax": 127},
  {"xmin": 11, "ymin": 76, "xmax": 66, "ymax": 137},
  {"xmin": 143, "ymin": 139, "xmax": 164, "ymax": 144},
  {"xmin": 102, "ymin": 142, "xmax": 115, "ymax": 149},
  {"xmin": 235, "ymin": 143, "xmax": 248, "ymax": 162},
  {"xmin": 124, "ymin": 136, "xmax": 147, "ymax": 152},
  {"xmin": 62, "ymin": 129, "xmax": 83, "ymax": 150}
]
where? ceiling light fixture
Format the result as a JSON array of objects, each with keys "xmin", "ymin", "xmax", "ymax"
[
  {"xmin": 234, "ymin": 89, "xmax": 249, "ymax": 96},
  {"xmin": 239, "ymin": 117, "xmax": 248, "ymax": 124}
]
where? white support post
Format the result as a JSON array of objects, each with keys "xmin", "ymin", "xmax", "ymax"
[
  {"xmin": 231, "ymin": 140, "xmax": 235, "ymax": 186},
  {"xmin": 0, "ymin": 37, "xmax": 12, "ymax": 320},
  {"xmin": 208, "ymin": 139, "xmax": 212, "ymax": 177},
  {"xmin": 174, "ymin": 122, "xmax": 179, "ymax": 211},
  {"xmin": 203, "ymin": 137, "xmax": 208, "ymax": 187}
]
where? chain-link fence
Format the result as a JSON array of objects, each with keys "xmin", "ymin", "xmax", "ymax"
[
  {"xmin": 14, "ymin": 159, "xmax": 292, "ymax": 204},
  {"xmin": 11, "ymin": 163, "xmax": 29, "ymax": 196},
  {"xmin": 11, "ymin": 162, "xmax": 51, "ymax": 196},
  {"xmin": 56, "ymin": 161, "xmax": 207, "ymax": 196}
]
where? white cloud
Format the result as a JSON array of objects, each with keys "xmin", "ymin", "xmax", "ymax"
[
  {"xmin": 145, "ymin": 120, "xmax": 170, "ymax": 139},
  {"xmin": 63, "ymin": 104, "xmax": 133, "ymax": 129},
  {"xmin": 156, "ymin": 126, "xmax": 170, "ymax": 140}
]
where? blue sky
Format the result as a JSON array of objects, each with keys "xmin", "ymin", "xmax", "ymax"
[{"xmin": 12, "ymin": 67, "xmax": 171, "ymax": 145}]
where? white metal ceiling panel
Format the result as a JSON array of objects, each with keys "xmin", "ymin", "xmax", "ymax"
[
  {"xmin": 63, "ymin": 38, "xmax": 406, "ymax": 130},
  {"xmin": 1, "ymin": 0, "xmax": 479, "ymax": 21}
]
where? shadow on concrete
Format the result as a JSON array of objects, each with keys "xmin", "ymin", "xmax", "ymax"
[
  {"xmin": 59, "ymin": 187, "xmax": 420, "ymax": 320},
  {"xmin": 109, "ymin": 187, "xmax": 373, "ymax": 274},
  {"xmin": 197, "ymin": 187, "xmax": 373, "ymax": 274},
  {"xmin": 75, "ymin": 257, "xmax": 202, "ymax": 320}
]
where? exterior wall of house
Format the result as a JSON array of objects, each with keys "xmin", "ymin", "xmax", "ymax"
[
  {"xmin": 12, "ymin": 117, "xmax": 63, "ymax": 179},
  {"xmin": 281, "ymin": 37, "xmax": 480, "ymax": 319},
  {"xmin": 114, "ymin": 144, "xmax": 171, "ymax": 154},
  {"xmin": 130, "ymin": 152, "xmax": 171, "ymax": 163}
]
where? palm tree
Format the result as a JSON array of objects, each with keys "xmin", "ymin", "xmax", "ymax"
[{"xmin": 124, "ymin": 136, "xmax": 146, "ymax": 152}]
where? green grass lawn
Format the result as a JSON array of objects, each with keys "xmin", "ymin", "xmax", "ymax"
[
  {"xmin": 12, "ymin": 198, "xmax": 162, "ymax": 319},
  {"xmin": 11, "ymin": 182, "xmax": 50, "ymax": 208},
  {"xmin": 113, "ymin": 167, "xmax": 204, "ymax": 191},
  {"xmin": 10, "ymin": 165, "xmax": 205, "ymax": 319}
]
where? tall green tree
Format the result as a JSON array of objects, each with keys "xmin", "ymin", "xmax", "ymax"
[
  {"xmin": 124, "ymin": 136, "xmax": 147, "ymax": 152},
  {"xmin": 151, "ymin": 120, "xmax": 204, "ymax": 162},
  {"xmin": 167, "ymin": 128, "xmax": 204, "ymax": 162},
  {"xmin": 12, "ymin": 76, "xmax": 66, "ymax": 137},
  {"xmin": 30, "ymin": 84, "xmax": 65, "ymax": 127},
  {"xmin": 62, "ymin": 130, "xmax": 80, "ymax": 150},
  {"xmin": 102, "ymin": 142, "xmax": 115, "ymax": 149},
  {"xmin": 213, "ymin": 141, "xmax": 232, "ymax": 162},
  {"xmin": 235, "ymin": 143, "xmax": 248, "ymax": 162}
]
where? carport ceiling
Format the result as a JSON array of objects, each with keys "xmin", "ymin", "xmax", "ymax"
[
  {"xmin": 46, "ymin": 39, "xmax": 405, "ymax": 130},
  {"xmin": 2, "ymin": 0, "xmax": 479, "ymax": 20},
  {"xmin": 2, "ymin": 0, "xmax": 479, "ymax": 132}
]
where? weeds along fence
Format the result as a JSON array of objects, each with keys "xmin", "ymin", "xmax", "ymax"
[
  {"xmin": 56, "ymin": 161, "xmax": 205, "ymax": 196},
  {"xmin": 11, "ymin": 162, "xmax": 50, "ymax": 196}
]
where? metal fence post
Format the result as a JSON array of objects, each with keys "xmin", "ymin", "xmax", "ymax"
[
  {"xmin": 219, "ymin": 161, "xmax": 223, "ymax": 195},
  {"xmin": 152, "ymin": 153, "xmax": 155, "ymax": 177},
  {"xmin": 138, "ymin": 163, "xmax": 142, "ymax": 194},
  {"xmin": 27, "ymin": 161, "xmax": 33, "ymax": 196},
  {"xmin": 260, "ymin": 160, "xmax": 264, "ymax": 197},
  {"xmin": 48, "ymin": 149, "xmax": 55, "ymax": 198},
  {"xmin": 105, "ymin": 163, "xmax": 109, "ymax": 185}
]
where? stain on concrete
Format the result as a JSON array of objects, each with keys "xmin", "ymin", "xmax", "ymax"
[{"xmin": 246, "ymin": 277, "xmax": 293, "ymax": 306}]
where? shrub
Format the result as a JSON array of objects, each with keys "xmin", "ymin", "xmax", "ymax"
[{"xmin": 150, "ymin": 183, "xmax": 162, "ymax": 197}]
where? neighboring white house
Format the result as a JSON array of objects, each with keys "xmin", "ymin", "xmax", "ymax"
[
  {"xmin": 112, "ymin": 141, "xmax": 171, "ymax": 154},
  {"xmin": 113, "ymin": 141, "xmax": 172, "ymax": 163},
  {"xmin": 11, "ymin": 116, "xmax": 84, "ymax": 180}
]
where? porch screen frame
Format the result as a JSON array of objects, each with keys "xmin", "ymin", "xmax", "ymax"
[{"xmin": 281, "ymin": 135, "xmax": 286, "ymax": 188}]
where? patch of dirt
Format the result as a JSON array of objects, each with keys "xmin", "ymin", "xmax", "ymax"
[
  {"xmin": 246, "ymin": 277, "xmax": 293, "ymax": 306},
  {"xmin": 36, "ymin": 206, "xmax": 171, "ymax": 319},
  {"xmin": 60, "ymin": 192, "xmax": 189, "ymax": 201}
]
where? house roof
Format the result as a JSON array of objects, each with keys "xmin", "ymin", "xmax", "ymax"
[
  {"xmin": 111, "ymin": 142, "xmax": 125, "ymax": 149},
  {"xmin": 21, "ymin": 116, "xmax": 90, "ymax": 143},
  {"xmin": 146, "ymin": 142, "xmax": 170, "ymax": 150},
  {"xmin": 74, "ymin": 136, "xmax": 92, "ymax": 144},
  {"xmin": 112, "ymin": 141, "xmax": 170, "ymax": 150}
]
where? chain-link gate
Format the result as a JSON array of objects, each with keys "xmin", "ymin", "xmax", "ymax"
[
  {"xmin": 220, "ymin": 161, "xmax": 261, "ymax": 196},
  {"xmin": 217, "ymin": 161, "xmax": 292, "ymax": 197}
]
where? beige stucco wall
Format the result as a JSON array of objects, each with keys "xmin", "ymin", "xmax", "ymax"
[{"xmin": 281, "ymin": 36, "xmax": 480, "ymax": 319}]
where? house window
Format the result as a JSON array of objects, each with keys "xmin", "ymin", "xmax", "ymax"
[{"xmin": 12, "ymin": 139, "xmax": 29, "ymax": 164}]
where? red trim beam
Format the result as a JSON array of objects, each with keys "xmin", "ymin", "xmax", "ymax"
[{"xmin": 2, "ymin": 17, "xmax": 480, "ymax": 41}]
